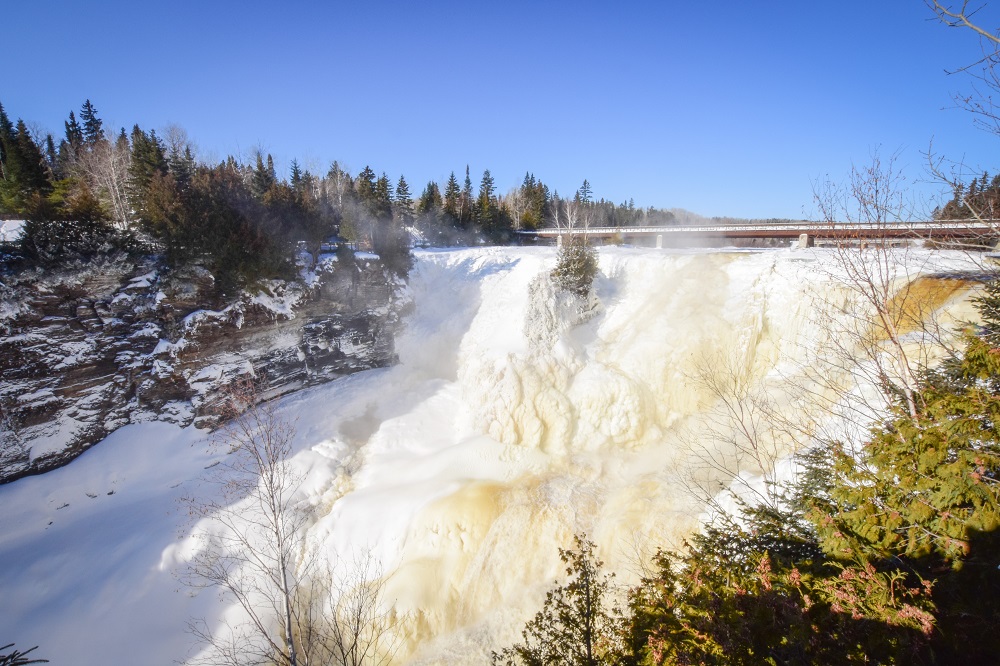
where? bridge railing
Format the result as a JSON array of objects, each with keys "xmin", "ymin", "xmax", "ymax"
[{"xmin": 519, "ymin": 219, "xmax": 1000, "ymax": 237}]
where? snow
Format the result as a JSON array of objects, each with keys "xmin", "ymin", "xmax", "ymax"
[
  {"xmin": 0, "ymin": 422, "xmax": 227, "ymax": 664},
  {"xmin": 0, "ymin": 245, "xmax": 985, "ymax": 665},
  {"xmin": 0, "ymin": 219, "xmax": 24, "ymax": 243}
]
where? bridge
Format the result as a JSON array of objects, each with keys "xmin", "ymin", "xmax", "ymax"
[{"xmin": 517, "ymin": 220, "xmax": 1000, "ymax": 248}]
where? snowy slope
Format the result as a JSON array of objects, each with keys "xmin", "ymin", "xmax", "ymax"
[{"xmin": 0, "ymin": 246, "xmax": 984, "ymax": 665}]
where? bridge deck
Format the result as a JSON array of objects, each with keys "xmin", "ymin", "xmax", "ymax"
[{"xmin": 520, "ymin": 220, "xmax": 1000, "ymax": 240}]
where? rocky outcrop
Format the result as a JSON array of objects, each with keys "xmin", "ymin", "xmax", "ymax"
[{"xmin": 0, "ymin": 252, "xmax": 406, "ymax": 483}]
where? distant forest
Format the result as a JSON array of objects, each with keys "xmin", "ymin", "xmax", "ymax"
[{"xmin": 0, "ymin": 99, "xmax": 812, "ymax": 291}]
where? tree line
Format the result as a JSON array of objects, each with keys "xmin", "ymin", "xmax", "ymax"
[{"xmin": 0, "ymin": 99, "xmax": 695, "ymax": 295}]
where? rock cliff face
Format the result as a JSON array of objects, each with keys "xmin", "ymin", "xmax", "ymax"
[{"xmin": 0, "ymin": 252, "xmax": 405, "ymax": 483}]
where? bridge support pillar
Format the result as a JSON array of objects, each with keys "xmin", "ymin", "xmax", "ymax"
[
  {"xmin": 557, "ymin": 234, "xmax": 563, "ymax": 248},
  {"xmin": 797, "ymin": 233, "xmax": 814, "ymax": 249},
  {"xmin": 656, "ymin": 234, "xmax": 663, "ymax": 249}
]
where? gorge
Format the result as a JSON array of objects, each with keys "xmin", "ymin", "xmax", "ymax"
[{"xmin": 0, "ymin": 245, "xmax": 984, "ymax": 665}]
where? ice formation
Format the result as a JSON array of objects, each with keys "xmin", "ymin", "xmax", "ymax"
[{"xmin": 0, "ymin": 245, "xmax": 983, "ymax": 665}]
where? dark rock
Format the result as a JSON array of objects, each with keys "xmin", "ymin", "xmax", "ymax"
[{"xmin": 0, "ymin": 253, "xmax": 404, "ymax": 483}]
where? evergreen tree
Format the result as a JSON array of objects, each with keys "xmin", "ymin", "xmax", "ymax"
[
  {"xmin": 551, "ymin": 236, "xmax": 598, "ymax": 297},
  {"xmin": 477, "ymin": 169, "xmax": 498, "ymax": 235},
  {"xmin": 290, "ymin": 159, "xmax": 302, "ymax": 188},
  {"xmin": 167, "ymin": 145, "xmax": 195, "ymax": 192},
  {"xmin": 0, "ymin": 119, "xmax": 52, "ymax": 214},
  {"xmin": 0, "ymin": 102, "xmax": 13, "ymax": 190},
  {"xmin": 251, "ymin": 152, "xmax": 276, "ymax": 199},
  {"xmin": 79, "ymin": 99, "xmax": 104, "ymax": 145},
  {"xmin": 443, "ymin": 171, "xmax": 460, "ymax": 221},
  {"xmin": 355, "ymin": 165, "xmax": 377, "ymax": 212},
  {"xmin": 266, "ymin": 154, "xmax": 277, "ymax": 183},
  {"xmin": 394, "ymin": 174, "xmax": 413, "ymax": 227},
  {"xmin": 374, "ymin": 172, "xmax": 393, "ymax": 220},
  {"xmin": 519, "ymin": 172, "xmax": 548, "ymax": 230},
  {"xmin": 460, "ymin": 165, "xmax": 473, "ymax": 228},
  {"xmin": 416, "ymin": 181, "xmax": 442, "ymax": 215},
  {"xmin": 0, "ymin": 642, "xmax": 48, "ymax": 665},
  {"xmin": 43, "ymin": 134, "xmax": 57, "ymax": 177},
  {"xmin": 128, "ymin": 125, "xmax": 167, "ymax": 220},
  {"xmin": 493, "ymin": 536, "xmax": 626, "ymax": 666},
  {"xmin": 63, "ymin": 110, "xmax": 83, "ymax": 153}
]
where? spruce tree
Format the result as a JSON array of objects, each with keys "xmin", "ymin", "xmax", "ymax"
[
  {"xmin": 374, "ymin": 172, "xmax": 393, "ymax": 220},
  {"xmin": 394, "ymin": 175, "xmax": 413, "ymax": 226},
  {"xmin": 443, "ymin": 171, "xmax": 460, "ymax": 221},
  {"xmin": 44, "ymin": 134, "xmax": 57, "ymax": 177},
  {"xmin": 417, "ymin": 181, "xmax": 442, "ymax": 215},
  {"xmin": 128, "ymin": 126, "xmax": 167, "ymax": 221},
  {"xmin": 460, "ymin": 165, "xmax": 473, "ymax": 228},
  {"xmin": 0, "ymin": 119, "xmax": 52, "ymax": 214},
  {"xmin": 79, "ymin": 99, "xmax": 104, "ymax": 145},
  {"xmin": 355, "ymin": 165, "xmax": 377, "ymax": 210},
  {"xmin": 251, "ymin": 152, "xmax": 276, "ymax": 199},
  {"xmin": 477, "ymin": 169, "xmax": 496, "ymax": 229},
  {"xmin": 63, "ymin": 110, "xmax": 83, "ymax": 150},
  {"xmin": 0, "ymin": 102, "xmax": 13, "ymax": 191}
]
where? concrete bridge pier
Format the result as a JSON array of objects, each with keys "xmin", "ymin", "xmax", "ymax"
[
  {"xmin": 797, "ymin": 233, "xmax": 814, "ymax": 249},
  {"xmin": 656, "ymin": 234, "xmax": 663, "ymax": 249}
]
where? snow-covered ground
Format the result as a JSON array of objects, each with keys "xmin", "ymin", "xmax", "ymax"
[
  {"xmin": 0, "ymin": 246, "xmax": 984, "ymax": 665},
  {"xmin": 0, "ymin": 219, "xmax": 23, "ymax": 243}
]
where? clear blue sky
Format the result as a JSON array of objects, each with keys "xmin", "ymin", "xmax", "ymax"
[{"xmin": 5, "ymin": 0, "xmax": 998, "ymax": 219}]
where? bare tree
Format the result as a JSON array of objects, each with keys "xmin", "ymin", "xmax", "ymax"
[
  {"xmin": 503, "ymin": 187, "xmax": 526, "ymax": 231},
  {"xmin": 182, "ymin": 379, "xmax": 398, "ymax": 666},
  {"xmin": 75, "ymin": 133, "xmax": 132, "ymax": 228},
  {"xmin": 676, "ymin": 351, "xmax": 799, "ymax": 518},
  {"xmin": 813, "ymin": 150, "xmax": 940, "ymax": 420},
  {"xmin": 183, "ymin": 377, "xmax": 306, "ymax": 666},
  {"xmin": 928, "ymin": 1, "xmax": 1000, "ymax": 135},
  {"xmin": 319, "ymin": 555, "xmax": 399, "ymax": 666}
]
